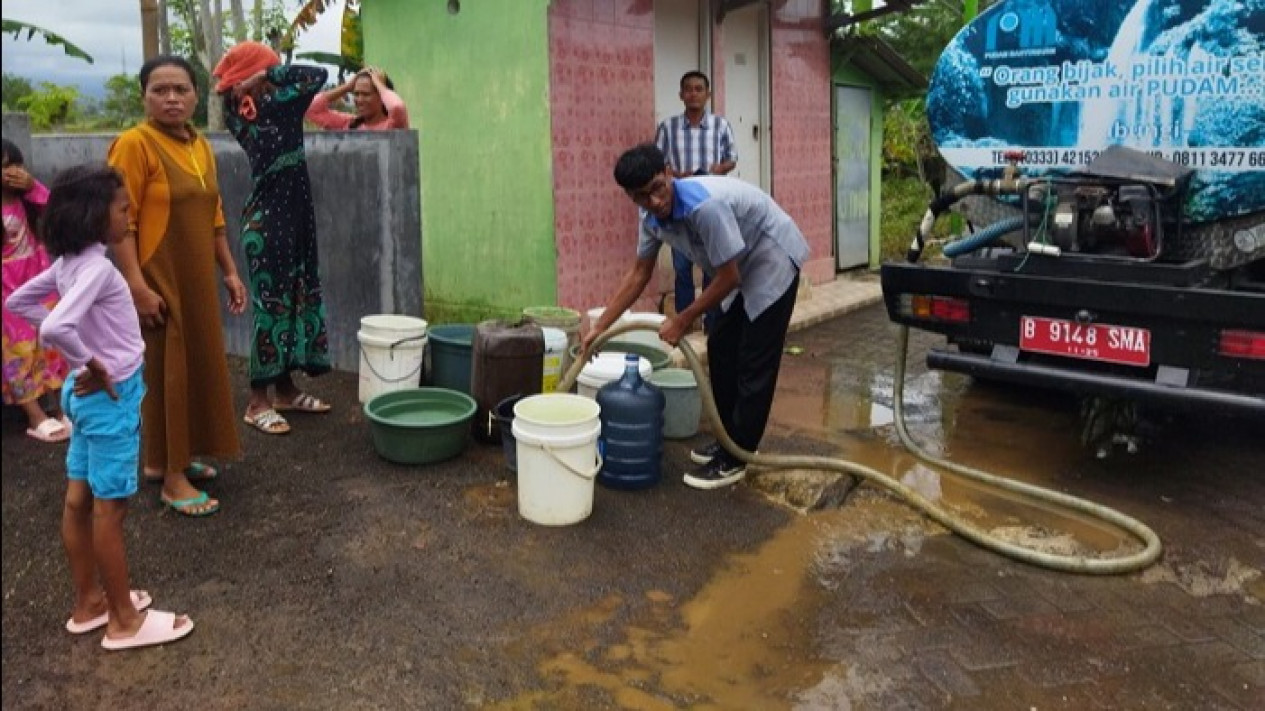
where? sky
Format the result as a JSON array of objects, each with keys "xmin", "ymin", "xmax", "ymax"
[{"xmin": 2, "ymin": 1, "xmax": 343, "ymax": 98}]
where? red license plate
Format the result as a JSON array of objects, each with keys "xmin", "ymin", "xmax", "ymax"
[{"xmin": 1020, "ymin": 316, "xmax": 1151, "ymax": 367}]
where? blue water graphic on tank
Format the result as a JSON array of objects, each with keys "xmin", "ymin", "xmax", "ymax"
[
  {"xmin": 596, "ymin": 354, "xmax": 665, "ymax": 490},
  {"xmin": 927, "ymin": 0, "xmax": 1265, "ymax": 223}
]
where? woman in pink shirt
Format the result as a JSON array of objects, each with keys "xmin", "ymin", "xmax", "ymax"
[{"xmin": 305, "ymin": 66, "xmax": 409, "ymax": 130}]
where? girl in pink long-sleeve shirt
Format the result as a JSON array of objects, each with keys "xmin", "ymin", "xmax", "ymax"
[
  {"xmin": 305, "ymin": 66, "xmax": 410, "ymax": 130},
  {"xmin": 6, "ymin": 163, "xmax": 195, "ymax": 651}
]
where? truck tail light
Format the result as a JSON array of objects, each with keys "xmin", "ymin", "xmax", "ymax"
[
  {"xmin": 1218, "ymin": 330, "xmax": 1265, "ymax": 360},
  {"xmin": 899, "ymin": 294, "xmax": 970, "ymax": 323}
]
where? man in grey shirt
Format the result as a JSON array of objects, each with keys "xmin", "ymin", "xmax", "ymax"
[{"xmin": 584, "ymin": 143, "xmax": 809, "ymax": 490}]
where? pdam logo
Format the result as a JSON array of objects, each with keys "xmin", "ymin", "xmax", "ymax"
[{"xmin": 985, "ymin": 0, "xmax": 1057, "ymax": 54}]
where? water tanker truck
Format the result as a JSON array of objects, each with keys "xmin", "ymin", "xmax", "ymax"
[{"xmin": 879, "ymin": 0, "xmax": 1264, "ymax": 454}]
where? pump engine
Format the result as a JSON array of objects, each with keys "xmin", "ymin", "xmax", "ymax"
[{"xmin": 1024, "ymin": 180, "xmax": 1162, "ymax": 258}]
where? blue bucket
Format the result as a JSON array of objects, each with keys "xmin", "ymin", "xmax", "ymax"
[{"xmin": 428, "ymin": 324, "xmax": 475, "ymax": 395}]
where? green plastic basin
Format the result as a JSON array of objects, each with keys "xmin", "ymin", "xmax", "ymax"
[{"xmin": 364, "ymin": 387, "xmax": 476, "ymax": 464}]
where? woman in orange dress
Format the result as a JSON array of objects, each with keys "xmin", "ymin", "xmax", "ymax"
[{"xmin": 107, "ymin": 55, "xmax": 248, "ymax": 517}]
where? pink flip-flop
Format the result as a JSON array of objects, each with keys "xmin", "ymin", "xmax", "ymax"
[
  {"xmin": 65, "ymin": 590, "xmax": 153, "ymax": 634},
  {"xmin": 100, "ymin": 609, "xmax": 195, "ymax": 651},
  {"xmin": 26, "ymin": 418, "xmax": 69, "ymax": 443}
]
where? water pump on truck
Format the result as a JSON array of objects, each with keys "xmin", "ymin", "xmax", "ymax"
[{"xmin": 881, "ymin": 0, "xmax": 1265, "ymax": 456}]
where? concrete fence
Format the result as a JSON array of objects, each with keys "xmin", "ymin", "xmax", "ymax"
[{"xmin": 3, "ymin": 112, "xmax": 422, "ymax": 374}]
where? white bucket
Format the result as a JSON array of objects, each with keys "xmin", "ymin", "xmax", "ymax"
[
  {"xmin": 513, "ymin": 394, "xmax": 603, "ymax": 526},
  {"xmin": 357, "ymin": 314, "xmax": 429, "ymax": 404},
  {"xmin": 541, "ymin": 327, "xmax": 568, "ymax": 393},
  {"xmin": 576, "ymin": 352, "xmax": 652, "ymax": 399},
  {"xmin": 621, "ymin": 312, "xmax": 672, "ymax": 354},
  {"xmin": 586, "ymin": 306, "xmax": 628, "ymax": 336}
]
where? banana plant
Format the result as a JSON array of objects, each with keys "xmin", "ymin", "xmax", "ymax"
[
  {"xmin": 2, "ymin": 19, "xmax": 94, "ymax": 64},
  {"xmin": 294, "ymin": 51, "xmax": 360, "ymax": 83},
  {"xmin": 281, "ymin": 0, "xmax": 360, "ymax": 69}
]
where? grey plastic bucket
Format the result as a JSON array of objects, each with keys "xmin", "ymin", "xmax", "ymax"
[{"xmin": 647, "ymin": 368, "xmax": 700, "ymax": 439}]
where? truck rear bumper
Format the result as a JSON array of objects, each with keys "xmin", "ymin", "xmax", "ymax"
[{"xmin": 928, "ymin": 349, "xmax": 1265, "ymax": 414}]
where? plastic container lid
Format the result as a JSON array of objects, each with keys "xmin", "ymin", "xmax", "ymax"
[
  {"xmin": 577, "ymin": 352, "xmax": 651, "ymax": 388},
  {"xmin": 522, "ymin": 306, "xmax": 581, "ymax": 327},
  {"xmin": 359, "ymin": 314, "xmax": 428, "ymax": 335}
]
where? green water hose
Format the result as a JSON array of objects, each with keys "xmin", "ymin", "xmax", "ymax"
[{"xmin": 560, "ymin": 322, "xmax": 1162, "ymax": 575}]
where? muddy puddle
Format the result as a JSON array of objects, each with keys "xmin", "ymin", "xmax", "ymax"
[
  {"xmin": 769, "ymin": 358, "xmax": 1137, "ymax": 554},
  {"xmin": 488, "ymin": 503, "xmax": 933, "ymax": 710}
]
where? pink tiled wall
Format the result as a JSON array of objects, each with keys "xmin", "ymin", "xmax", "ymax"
[
  {"xmin": 549, "ymin": 0, "xmax": 661, "ymax": 316},
  {"xmin": 770, "ymin": 0, "xmax": 835, "ymax": 284},
  {"xmin": 549, "ymin": 0, "xmax": 837, "ymax": 316}
]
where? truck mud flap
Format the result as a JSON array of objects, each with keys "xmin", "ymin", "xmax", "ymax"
[{"xmin": 927, "ymin": 349, "xmax": 1265, "ymax": 415}]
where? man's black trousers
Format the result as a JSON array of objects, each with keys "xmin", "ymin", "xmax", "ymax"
[{"xmin": 705, "ymin": 273, "xmax": 799, "ymax": 454}]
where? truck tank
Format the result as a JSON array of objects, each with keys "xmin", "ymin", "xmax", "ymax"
[{"xmin": 925, "ymin": 0, "xmax": 1264, "ymax": 271}]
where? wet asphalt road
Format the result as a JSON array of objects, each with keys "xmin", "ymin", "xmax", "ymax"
[{"xmin": 2, "ymin": 304, "xmax": 1263, "ymax": 710}]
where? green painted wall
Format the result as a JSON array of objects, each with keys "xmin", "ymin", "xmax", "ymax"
[
  {"xmin": 365, "ymin": 1, "xmax": 556, "ymax": 324},
  {"xmin": 831, "ymin": 65, "xmax": 885, "ymax": 268}
]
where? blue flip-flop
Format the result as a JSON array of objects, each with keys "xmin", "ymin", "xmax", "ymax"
[{"xmin": 160, "ymin": 491, "xmax": 220, "ymax": 517}]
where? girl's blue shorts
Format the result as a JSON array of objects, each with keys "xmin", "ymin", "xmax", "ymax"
[{"xmin": 61, "ymin": 366, "xmax": 145, "ymax": 501}]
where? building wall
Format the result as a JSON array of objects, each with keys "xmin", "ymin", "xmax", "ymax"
[
  {"xmin": 770, "ymin": 0, "xmax": 836, "ymax": 283},
  {"xmin": 21, "ymin": 129, "xmax": 422, "ymax": 373},
  {"xmin": 548, "ymin": 0, "xmax": 661, "ymax": 315},
  {"xmin": 359, "ymin": 0, "xmax": 837, "ymax": 327},
  {"xmin": 365, "ymin": 0, "xmax": 557, "ymax": 324}
]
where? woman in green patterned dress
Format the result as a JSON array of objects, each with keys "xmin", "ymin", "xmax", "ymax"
[{"xmin": 214, "ymin": 42, "xmax": 332, "ymax": 435}]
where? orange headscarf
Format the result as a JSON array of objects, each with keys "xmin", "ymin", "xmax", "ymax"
[
  {"xmin": 212, "ymin": 41, "xmax": 280, "ymax": 94},
  {"xmin": 212, "ymin": 41, "xmax": 281, "ymax": 120}
]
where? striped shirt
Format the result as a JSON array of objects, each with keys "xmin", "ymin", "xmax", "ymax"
[{"xmin": 655, "ymin": 112, "xmax": 737, "ymax": 175}]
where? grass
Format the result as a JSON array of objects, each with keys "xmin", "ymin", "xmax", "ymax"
[{"xmin": 879, "ymin": 174, "xmax": 954, "ymax": 262}]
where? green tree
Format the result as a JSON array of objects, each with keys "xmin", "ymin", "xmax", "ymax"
[
  {"xmin": 102, "ymin": 73, "xmax": 145, "ymax": 128},
  {"xmin": 163, "ymin": 0, "xmax": 292, "ymax": 129},
  {"xmin": 2, "ymin": 72, "xmax": 34, "ymax": 110},
  {"xmin": 17, "ymin": 82, "xmax": 80, "ymax": 130}
]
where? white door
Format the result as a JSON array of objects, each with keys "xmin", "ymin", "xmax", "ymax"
[
  {"xmin": 722, "ymin": 4, "xmax": 767, "ymax": 189},
  {"xmin": 653, "ymin": 0, "xmax": 703, "ymax": 126},
  {"xmin": 835, "ymin": 85, "xmax": 872, "ymax": 270}
]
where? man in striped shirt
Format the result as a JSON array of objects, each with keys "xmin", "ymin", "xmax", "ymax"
[{"xmin": 655, "ymin": 71, "xmax": 737, "ymax": 334}]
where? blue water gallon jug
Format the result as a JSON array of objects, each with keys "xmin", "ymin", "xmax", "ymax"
[{"xmin": 596, "ymin": 353, "xmax": 666, "ymax": 490}]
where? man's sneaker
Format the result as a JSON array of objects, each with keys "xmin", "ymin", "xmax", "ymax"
[
  {"xmin": 690, "ymin": 441, "xmax": 724, "ymax": 464},
  {"xmin": 683, "ymin": 456, "xmax": 747, "ymax": 490}
]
